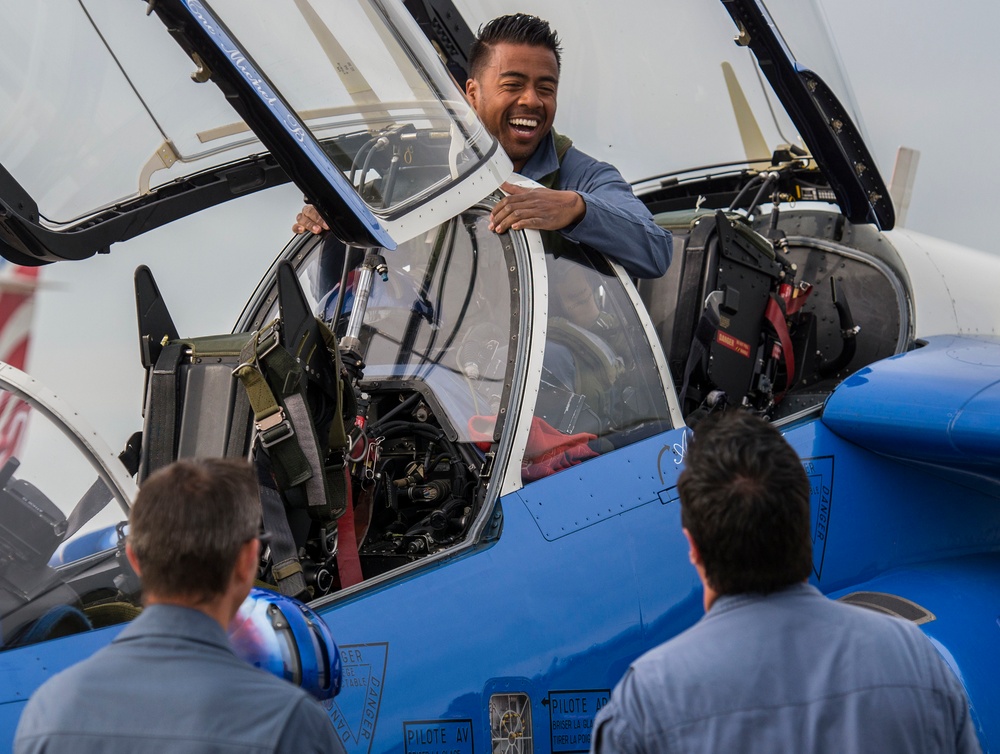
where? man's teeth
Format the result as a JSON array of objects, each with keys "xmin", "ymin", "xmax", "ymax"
[{"xmin": 510, "ymin": 118, "xmax": 539, "ymax": 128}]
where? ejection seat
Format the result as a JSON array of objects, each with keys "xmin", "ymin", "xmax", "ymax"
[
  {"xmin": 639, "ymin": 209, "xmax": 801, "ymax": 417},
  {"xmin": 638, "ymin": 208, "xmax": 909, "ymax": 421}
]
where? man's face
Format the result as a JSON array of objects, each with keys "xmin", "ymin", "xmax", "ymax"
[{"xmin": 466, "ymin": 42, "xmax": 558, "ymax": 171}]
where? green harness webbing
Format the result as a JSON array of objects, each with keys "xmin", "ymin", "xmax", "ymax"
[
  {"xmin": 234, "ymin": 318, "xmax": 353, "ymax": 520},
  {"xmin": 233, "ymin": 316, "xmax": 359, "ymax": 594},
  {"xmin": 235, "ymin": 322, "xmax": 313, "ymax": 490},
  {"xmin": 537, "ymin": 131, "xmax": 574, "ymax": 190},
  {"xmin": 254, "ymin": 456, "xmax": 308, "ymax": 598}
]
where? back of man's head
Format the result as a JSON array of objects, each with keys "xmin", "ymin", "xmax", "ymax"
[
  {"xmin": 128, "ymin": 458, "xmax": 261, "ymax": 603},
  {"xmin": 469, "ymin": 13, "xmax": 562, "ymax": 79},
  {"xmin": 678, "ymin": 411, "xmax": 811, "ymax": 595}
]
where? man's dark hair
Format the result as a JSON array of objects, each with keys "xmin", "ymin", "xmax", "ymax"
[
  {"xmin": 678, "ymin": 411, "xmax": 812, "ymax": 595},
  {"xmin": 128, "ymin": 458, "xmax": 261, "ymax": 603},
  {"xmin": 468, "ymin": 13, "xmax": 562, "ymax": 79}
]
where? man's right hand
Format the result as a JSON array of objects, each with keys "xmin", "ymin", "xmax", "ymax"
[{"xmin": 292, "ymin": 204, "xmax": 330, "ymax": 235}]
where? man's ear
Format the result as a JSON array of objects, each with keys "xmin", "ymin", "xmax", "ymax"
[
  {"xmin": 233, "ymin": 538, "xmax": 259, "ymax": 587},
  {"xmin": 682, "ymin": 528, "xmax": 702, "ymax": 567},
  {"xmin": 465, "ymin": 78, "xmax": 478, "ymax": 108},
  {"xmin": 683, "ymin": 527, "xmax": 718, "ymax": 612},
  {"xmin": 125, "ymin": 542, "xmax": 142, "ymax": 577}
]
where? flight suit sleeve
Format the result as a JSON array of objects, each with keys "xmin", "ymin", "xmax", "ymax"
[
  {"xmin": 558, "ymin": 154, "xmax": 672, "ymax": 280},
  {"xmin": 12, "ymin": 695, "xmax": 46, "ymax": 754},
  {"xmin": 589, "ymin": 669, "xmax": 653, "ymax": 754},
  {"xmin": 275, "ymin": 696, "xmax": 345, "ymax": 754},
  {"xmin": 946, "ymin": 670, "xmax": 983, "ymax": 753}
]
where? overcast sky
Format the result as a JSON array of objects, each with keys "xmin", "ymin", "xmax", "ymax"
[
  {"xmin": 820, "ymin": 0, "xmax": 1000, "ymax": 252},
  {"xmin": 23, "ymin": 0, "xmax": 1000, "ymax": 454}
]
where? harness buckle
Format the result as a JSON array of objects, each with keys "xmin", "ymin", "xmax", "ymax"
[
  {"xmin": 255, "ymin": 320, "xmax": 282, "ymax": 362},
  {"xmin": 257, "ymin": 409, "xmax": 295, "ymax": 448},
  {"xmin": 325, "ymin": 447, "xmax": 346, "ymax": 473}
]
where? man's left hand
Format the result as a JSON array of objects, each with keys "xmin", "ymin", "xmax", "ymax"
[{"xmin": 490, "ymin": 182, "xmax": 586, "ymax": 234}]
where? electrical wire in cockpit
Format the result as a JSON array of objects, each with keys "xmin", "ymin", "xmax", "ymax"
[
  {"xmin": 349, "ymin": 124, "xmax": 415, "ymax": 209},
  {"xmin": 349, "ymin": 134, "xmax": 381, "ymax": 190},
  {"xmin": 415, "ymin": 215, "xmax": 480, "ymax": 380},
  {"xmin": 728, "ymin": 168, "xmax": 783, "ymax": 220},
  {"xmin": 750, "ymin": 54, "xmax": 798, "ymax": 148},
  {"xmin": 745, "ymin": 171, "xmax": 780, "ymax": 220},
  {"xmin": 728, "ymin": 173, "xmax": 765, "ymax": 213},
  {"xmin": 396, "ymin": 223, "xmax": 447, "ymax": 366},
  {"xmin": 328, "ymin": 241, "xmax": 364, "ymax": 338}
]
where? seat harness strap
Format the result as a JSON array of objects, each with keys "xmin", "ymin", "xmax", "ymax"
[
  {"xmin": 254, "ymin": 455, "xmax": 308, "ymax": 599},
  {"xmin": 316, "ymin": 322, "xmax": 363, "ymax": 587},
  {"xmin": 142, "ymin": 342, "xmax": 185, "ymax": 479},
  {"xmin": 234, "ymin": 316, "xmax": 363, "ymax": 589},
  {"xmin": 234, "ymin": 321, "xmax": 315, "ymax": 494},
  {"xmin": 764, "ymin": 285, "xmax": 810, "ymax": 402},
  {"xmin": 680, "ymin": 293, "xmax": 722, "ymax": 412}
]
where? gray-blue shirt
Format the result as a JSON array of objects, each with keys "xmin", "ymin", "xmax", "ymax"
[
  {"xmin": 14, "ymin": 604, "xmax": 344, "ymax": 754},
  {"xmin": 520, "ymin": 133, "xmax": 672, "ymax": 279},
  {"xmin": 592, "ymin": 583, "xmax": 980, "ymax": 753}
]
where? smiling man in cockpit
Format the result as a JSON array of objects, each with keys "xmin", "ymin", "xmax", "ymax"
[
  {"xmin": 464, "ymin": 13, "xmax": 671, "ymax": 280},
  {"xmin": 295, "ymin": 13, "xmax": 672, "ymax": 282}
]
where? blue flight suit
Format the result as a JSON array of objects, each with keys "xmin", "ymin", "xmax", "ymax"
[
  {"xmin": 592, "ymin": 583, "xmax": 981, "ymax": 753},
  {"xmin": 519, "ymin": 132, "xmax": 672, "ymax": 279},
  {"xmin": 14, "ymin": 604, "xmax": 344, "ymax": 754}
]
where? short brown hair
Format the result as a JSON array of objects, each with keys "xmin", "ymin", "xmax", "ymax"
[
  {"xmin": 128, "ymin": 458, "xmax": 261, "ymax": 602},
  {"xmin": 678, "ymin": 411, "xmax": 812, "ymax": 595}
]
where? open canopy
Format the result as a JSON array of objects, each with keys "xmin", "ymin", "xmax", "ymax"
[
  {"xmin": 0, "ymin": 0, "xmax": 510, "ymax": 263},
  {"xmin": 0, "ymin": 0, "xmax": 890, "ymax": 265}
]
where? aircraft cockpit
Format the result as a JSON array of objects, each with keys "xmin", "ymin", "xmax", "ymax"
[
  {"xmin": 0, "ymin": 0, "xmax": 681, "ymax": 635},
  {"xmin": 4, "ymin": 1, "xmax": 1000, "ymax": 750},
  {"xmin": 231, "ymin": 201, "xmax": 675, "ymax": 585},
  {"xmin": 535, "ymin": 252, "xmax": 673, "ymax": 466},
  {"xmin": 0, "ymin": 373, "xmax": 137, "ymax": 650},
  {"xmin": 0, "ymin": 0, "xmax": 919, "ymax": 642}
]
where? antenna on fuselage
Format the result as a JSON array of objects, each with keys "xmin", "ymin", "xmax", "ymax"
[
  {"xmin": 888, "ymin": 146, "xmax": 920, "ymax": 228},
  {"xmin": 722, "ymin": 61, "xmax": 773, "ymax": 171}
]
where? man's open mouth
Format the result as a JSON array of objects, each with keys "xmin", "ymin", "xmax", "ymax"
[{"xmin": 509, "ymin": 116, "xmax": 540, "ymax": 136}]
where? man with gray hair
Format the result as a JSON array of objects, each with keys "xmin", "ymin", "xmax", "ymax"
[
  {"xmin": 15, "ymin": 458, "xmax": 342, "ymax": 754},
  {"xmin": 592, "ymin": 411, "xmax": 980, "ymax": 753}
]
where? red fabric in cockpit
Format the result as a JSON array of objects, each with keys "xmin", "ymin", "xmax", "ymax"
[{"xmin": 468, "ymin": 415, "xmax": 598, "ymax": 481}]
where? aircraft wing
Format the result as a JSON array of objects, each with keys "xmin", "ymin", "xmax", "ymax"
[{"xmin": 823, "ymin": 334, "xmax": 1000, "ymax": 477}]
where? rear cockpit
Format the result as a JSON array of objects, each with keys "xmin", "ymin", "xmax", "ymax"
[{"xmin": 638, "ymin": 196, "xmax": 912, "ymax": 421}]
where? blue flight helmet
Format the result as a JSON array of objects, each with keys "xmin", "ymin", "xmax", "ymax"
[{"xmin": 228, "ymin": 587, "xmax": 342, "ymax": 700}]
